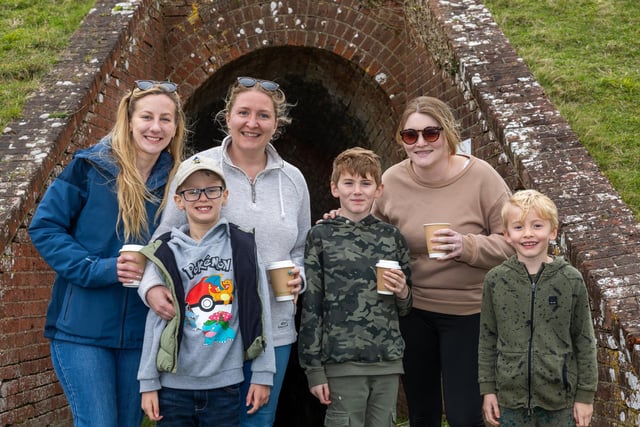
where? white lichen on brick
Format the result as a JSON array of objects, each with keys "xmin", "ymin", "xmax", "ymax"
[
  {"xmin": 375, "ymin": 73, "xmax": 387, "ymax": 84},
  {"xmin": 112, "ymin": 1, "xmax": 139, "ymax": 15},
  {"xmin": 270, "ymin": 2, "xmax": 281, "ymax": 16},
  {"xmin": 625, "ymin": 371, "xmax": 640, "ymax": 409}
]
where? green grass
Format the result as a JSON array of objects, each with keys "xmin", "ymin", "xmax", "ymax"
[
  {"xmin": 0, "ymin": 0, "xmax": 95, "ymax": 129},
  {"xmin": 483, "ymin": 0, "xmax": 640, "ymax": 218}
]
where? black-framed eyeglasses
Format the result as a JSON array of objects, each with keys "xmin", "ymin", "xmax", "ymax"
[
  {"xmin": 135, "ymin": 80, "xmax": 178, "ymax": 93},
  {"xmin": 179, "ymin": 186, "xmax": 225, "ymax": 201},
  {"xmin": 399, "ymin": 126, "xmax": 444, "ymax": 145},
  {"xmin": 236, "ymin": 77, "xmax": 279, "ymax": 91}
]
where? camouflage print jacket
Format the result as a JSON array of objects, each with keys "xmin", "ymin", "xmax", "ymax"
[{"xmin": 299, "ymin": 215, "xmax": 412, "ymax": 387}]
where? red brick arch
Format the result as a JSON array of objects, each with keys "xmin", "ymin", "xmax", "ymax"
[{"xmin": 162, "ymin": 1, "xmax": 408, "ymax": 112}]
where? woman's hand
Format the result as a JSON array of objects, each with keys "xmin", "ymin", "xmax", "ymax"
[
  {"xmin": 432, "ymin": 227, "xmax": 464, "ymax": 260},
  {"xmin": 317, "ymin": 208, "xmax": 341, "ymax": 224},
  {"xmin": 116, "ymin": 252, "xmax": 144, "ymax": 285},
  {"xmin": 147, "ymin": 285, "xmax": 176, "ymax": 320}
]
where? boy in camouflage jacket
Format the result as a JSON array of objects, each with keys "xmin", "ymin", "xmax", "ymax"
[{"xmin": 299, "ymin": 147, "xmax": 412, "ymax": 427}]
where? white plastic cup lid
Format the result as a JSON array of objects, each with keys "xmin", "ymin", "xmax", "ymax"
[
  {"xmin": 267, "ymin": 260, "xmax": 295, "ymax": 270},
  {"xmin": 120, "ymin": 244, "xmax": 144, "ymax": 252},
  {"xmin": 376, "ymin": 260, "xmax": 400, "ymax": 269}
]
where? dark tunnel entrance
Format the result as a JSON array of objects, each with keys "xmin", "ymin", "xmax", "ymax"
[{"xmin": 183, "ymin": 46, "xmax": 398, "ymax": 426}]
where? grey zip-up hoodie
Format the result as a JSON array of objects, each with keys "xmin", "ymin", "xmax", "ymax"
[{"xmin": 151, "ymin": 136, "xmax": 311, "ymax": 347}]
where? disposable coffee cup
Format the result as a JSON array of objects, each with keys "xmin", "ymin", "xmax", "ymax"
[
  {"xmin": 376, "ymin": 260, "xmax": 400, "ymax": 295},
  {"xmin": 119, "ymin": 244, "xmax": 146, "ymax": 288},
  {"xmin": 424, "ymin": 223, "xmax": 451, "ymax": 258},
  {"xmin": 266, "ymin": 260, "xmax": 295, "ymax": 302}
]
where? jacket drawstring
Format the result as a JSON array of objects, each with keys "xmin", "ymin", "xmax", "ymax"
[{"xmin": 278, "ymin": 170, "xmax": 285, "ymax": 218}]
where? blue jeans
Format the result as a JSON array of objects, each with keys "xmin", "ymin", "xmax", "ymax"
[
  {"xmin": 49, "ymin": 339, "xmax": 143, "ymax": 427},
  {"xmin": 500, "ymin": 407, "xmax": 574, "ymax": 427},
  {"xmin": 157, "ymin": 385, "xmax": 241, "ymax": 427},
  {"xmin": 240, "ymin": 344, "xmax": 291, "ymax": 427}
]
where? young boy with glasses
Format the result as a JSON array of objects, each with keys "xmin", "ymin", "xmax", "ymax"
[
  {"xmin": 137, "ymin": 156, "xmax": 275, "ymax": 426},
  {"xmin": 299, "ymin": 147, "xmax": 412, "ymax": 427}
]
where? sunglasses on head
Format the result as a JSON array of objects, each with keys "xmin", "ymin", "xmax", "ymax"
[
  {"xmin": 399, "ymin": 126, "xmax": 444, "ymax": 145},
  {"xmin": 236, "ymin": 77, "xmax": 280, "ymax": 92},
  {"xmin": 135, "ymin": 80, "xmax": 178, "ymax": 93}
]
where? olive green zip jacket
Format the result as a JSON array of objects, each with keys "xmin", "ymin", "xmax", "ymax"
[{"xmin": 478, "ymin": 255, "xmax": 597, "ymax": 410}]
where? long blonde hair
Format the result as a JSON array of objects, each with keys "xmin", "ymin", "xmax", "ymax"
[{"xmin": 110, "ymin": 84, "xmax": 185, "ymax": 241}]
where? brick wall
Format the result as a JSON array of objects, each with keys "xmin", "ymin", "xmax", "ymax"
[{"xmin": 1, "ymin": 0, "xmax": 639, "ymax": 425}]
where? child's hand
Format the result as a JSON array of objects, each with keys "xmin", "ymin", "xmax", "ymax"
[
  {"xmin": 383, "ymin": 268, "xmax": 409, "ymax": 299},
  {"xmin": 482, "ymin": 393, "xmax": 500, "ymax": 426},
  {"xmin": 246, "ymin": 384, "xmax": 270, "ymax": 414},
  {"xmin": 310, "ymin": 383, "xmax": 331, "ymax": 405},
  {"xmin": 573, "ymin": 402, "xmax": 593, "ymax": 427},
  {"xmin": 141, "ymin": 391, "xmax": 163, "ymax": 422}
]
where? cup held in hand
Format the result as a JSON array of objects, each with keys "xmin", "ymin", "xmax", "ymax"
[
  {"xmin": 267, "ymin": 260, "xmax": 296, "ymax": 302},
  {"xmin": 119, "ymin": 244, "xmax": 146, "ymax": 288},
  {"xmin": 376, "ymin": 260, "xmax": 400, "ymax": 295},
  {"xmin": 424, "ymin": 223, "xmax": 451, "ymax": 258}
]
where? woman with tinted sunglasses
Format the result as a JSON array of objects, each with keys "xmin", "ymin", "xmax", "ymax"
[
  {"xmin": 29, "ymin": 80, "xmax": 186, "ymax": 426},
  {"xmin": 372, "ymin": 96, "xmax": 514, "ymax": 427},
  {"xmin": 145, "ymin": 76, "xmax": 311, "ymax": 426}
]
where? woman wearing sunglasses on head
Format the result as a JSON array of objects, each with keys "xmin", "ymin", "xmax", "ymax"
[
  {"xmin": 145, "ymin": 76, "xmax": 311, "ymax": 426},
  {"xmin": 28, "ymin": 80, "xmax": 185, "ymax": 426},
  {"xmin": 372, "ymin": 96, "xmax": 514, "ymax": 427}
]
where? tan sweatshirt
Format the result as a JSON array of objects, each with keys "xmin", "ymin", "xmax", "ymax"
[{"xmin": 372, "ymin": 155, "xmax": 514, "ymax": 315}]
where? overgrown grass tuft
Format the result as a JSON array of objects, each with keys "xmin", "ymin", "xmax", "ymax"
[
  {"xmin": 483, "ymin": 0, "xmax": 640, "ymax": 218},
  {"xmin": 0, "ymin": 0, "xmax": 95, "ymax": 128}
]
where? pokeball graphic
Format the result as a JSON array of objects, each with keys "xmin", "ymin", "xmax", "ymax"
[
  {"xmin": 186, "ymin": 274, "xmax": 233, "ymax": 311},
  {"xmin": 185, "ymin": 275, "xmax": 236, "ymax": 344}
]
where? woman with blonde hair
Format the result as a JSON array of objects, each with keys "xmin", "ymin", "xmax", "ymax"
[
  {"xmin": 146, "ymin": 76, "xmax": 311, "ymax": 426},
  {"xmin": 29, "ymin": 80, "xmax": 185, "ymax": 427}
]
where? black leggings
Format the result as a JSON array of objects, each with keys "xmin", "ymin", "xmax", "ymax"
[{"xmin": 400, "ymin": 309, "xmax": 484, "ymax": 427}]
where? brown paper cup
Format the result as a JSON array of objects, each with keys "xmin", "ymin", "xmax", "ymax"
[
  {"xmin": 376, "ymin": 260, "xmax": 400, "ymax": 295},
  {"xmin": 267, "ymin": 260, "xmax": 295, "ymax": 302},
  {"xmin": 119, "ymin": 244, "xmax": 147, "ymax": 287},
  {"xmin": 424, "ymin": 223, "xmax": 451, "ymax": 258}
]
